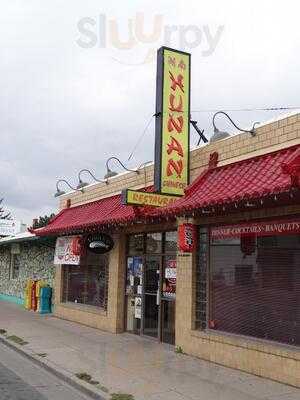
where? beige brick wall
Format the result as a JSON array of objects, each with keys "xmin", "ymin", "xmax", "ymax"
[{"xmin": 58, "ymin": 113, "xmax": 300, "ymax": 209}]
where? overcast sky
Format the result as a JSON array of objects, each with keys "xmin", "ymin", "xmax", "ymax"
[{"xmin": 1, "ymin": 1, "xmax": 300, "ymax": 224}]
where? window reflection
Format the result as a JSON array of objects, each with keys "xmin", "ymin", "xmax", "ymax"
[
  {"xmin": 146, "ymin": 233, "xmax": 162, "ymax": 253},
  {"xmin": 165, "ymin": 231, "xmax": 177, "ymax": 253}
]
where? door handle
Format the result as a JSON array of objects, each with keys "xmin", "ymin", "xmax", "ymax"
[{"xmin": 156, "ymin": 289, "xmax": 160, "ymax": 306}]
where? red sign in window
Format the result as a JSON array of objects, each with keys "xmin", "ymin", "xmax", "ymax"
[{"xmin": 178, "ymin": 223, "xmax": 197, "ymax": 252}]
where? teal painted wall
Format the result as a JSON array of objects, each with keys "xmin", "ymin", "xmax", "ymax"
[{"xmin": 0, "ymin": 293, "xmax": 24, "ymax": 305}]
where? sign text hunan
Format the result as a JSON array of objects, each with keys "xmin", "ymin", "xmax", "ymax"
[{"xmin": 155, "ymin": 47, "xmax": 190, "ymax": 196}]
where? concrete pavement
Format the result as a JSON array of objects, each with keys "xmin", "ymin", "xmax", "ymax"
[
  {"xmin": 0, "ymin": 301, "xmax": 299, "ymax": 400},
  {"xmin": 0, "ymin": 344, "xmax": 95, "ymax": 399}
]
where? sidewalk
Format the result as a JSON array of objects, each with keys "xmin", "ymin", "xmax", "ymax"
[{"xmin": 0, "ymin": 302, "xmax": 299, "ymax": 400}]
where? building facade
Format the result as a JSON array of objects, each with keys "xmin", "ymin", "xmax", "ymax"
[
  {"xmin": 36, "ymin": 113, "xmax": 300, "ymax": 387},
  {"xmin": 0, "ymin": 233, "xmax": 56, "ymax": 305}
]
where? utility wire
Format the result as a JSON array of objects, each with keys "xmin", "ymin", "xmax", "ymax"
[
  {"xmin": 191, "ymin": 106, "xmax": 300, "ymax": 113},
  {"xmin": 156, "ymin": 106, "xmax": 300, "ymax": 115},
  {"xmin": 126, "ymin": 106, "xmax": 300, "ymax": 161},
  {"xmin": 127, "ymin": 114, "xmax": 154, "ymax": 161}
]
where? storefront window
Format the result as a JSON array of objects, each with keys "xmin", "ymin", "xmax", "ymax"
[
  {"xmin": 195, "ymin": 228, "xmax": 209, "ymax": 330},
  {"xmin": 128, "ymin": 234, "xmax": 144, "ymax": 255},
  {"xmin": 146, "ymin": 233, "xmax": 162, "ymax": 253},
  {"xmin": 62, "ymin": 250, "xmax": 109, "ymax": 310},
  {"xmin": 10, "ymin": 254, "xmax": 20, "ymax": 279},
  {"xmin": 197, "ymin": 224, "xmax": 300, "ymax": 347},
  {"xmin": 165, "ymin": 231, "xmax": 177, "ymax": 253}
]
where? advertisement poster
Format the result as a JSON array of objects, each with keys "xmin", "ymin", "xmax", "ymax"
[
  {"xmin": 127, "ymin": 256, "xmax": 143, "ymax": 277},
  {"xmin": 163, "ymin": 259, "xmax": 177, "ymax": 299},
  {"xmin": 127, "ymin": 257, "xmax": 134, "ymax": 275},
  {"xmin": 54, "ymin": 236, "xmax": 81, "ymax": 265},
  {"xmin": 0, "ymin": 219, "xmax": 21, "ymax": 237},
  {"xmin": 133, "ymin": 256, "xmax": 143, "ymax": 276},
  {"xmin": 134, "ymin": 297, "xmax": 142, "ymax": 319}
]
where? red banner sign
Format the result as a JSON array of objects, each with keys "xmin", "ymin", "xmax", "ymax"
[
  {"xmin": 211, "ymin": 219, "xmax": 300, "ymax": 239},
  {"xmin": 178, "ymin": 223, "xmax": 197, "ymax": 252}
]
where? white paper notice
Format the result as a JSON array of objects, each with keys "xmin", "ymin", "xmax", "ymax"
[
  {"xmin": 134, "ymin": 297, "xmax": 142, "ymax": 319},
  {"xmin": 54, "ymin": 236, "xmax": 81, "ymax": 265}
]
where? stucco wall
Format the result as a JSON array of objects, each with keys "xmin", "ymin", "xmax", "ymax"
[{"xmin": 0, "ymin": 240, "xmax": 55, "ymax": 300}]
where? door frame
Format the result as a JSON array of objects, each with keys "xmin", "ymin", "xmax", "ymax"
[{"xmin": 125, "ymin": 230, "xmax": 177, "ymax": 343}]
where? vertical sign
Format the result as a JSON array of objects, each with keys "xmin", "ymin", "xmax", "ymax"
[{"xmin": 154, "ymin": 47, "xmax": 191, "ymax": 196}]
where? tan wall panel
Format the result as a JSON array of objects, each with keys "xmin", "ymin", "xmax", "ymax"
[{"xmin": 58, "ymin": 114, "xmax": 300, "ymax": 210}]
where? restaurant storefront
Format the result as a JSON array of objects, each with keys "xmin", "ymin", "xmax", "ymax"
[{"xmin": 33, "ymin": 119, "xmax": 300, "ymax": 386}]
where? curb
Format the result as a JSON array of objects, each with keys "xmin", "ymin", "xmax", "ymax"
[{"xmin": 0, "ymin": 335, "xmax": 106, "ymax": 400}]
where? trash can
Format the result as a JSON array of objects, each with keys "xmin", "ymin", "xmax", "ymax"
[
  {"xmin": 39, "ymin": 286, "xmax": 52, "ymax": 314},
  {"xmin": 36, "ymin": 280, "xmax": 47, "ymax": 312}
]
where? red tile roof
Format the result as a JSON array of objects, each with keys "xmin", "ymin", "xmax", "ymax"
[
  {"xmin": 156, "ymin": 144, "xmax": 300, "ymax": 217},
  {"xmin": 34, "ymin": 194, "xmax": 139, "ymax": 236},
  {"xmin": 35, "ymin": 145, "xmax": 299, "ymax": 236}
]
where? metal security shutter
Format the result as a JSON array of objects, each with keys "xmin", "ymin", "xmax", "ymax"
[{"xmin": 209, "ymin": 234, "xmax": 300, "ymax": 346}]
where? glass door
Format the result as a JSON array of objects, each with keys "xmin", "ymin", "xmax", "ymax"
[
  {"xmin": 161, "ymin": 255, "xmax": 176, "ymax": 345},
  {"xmin": 143, "ymin": 256, "xmax": 160, "ymax": 338},
  {"xmin": 126, "ymin": 232, "xmax": 177, "ymax": 344},
  {"xmin": 126, "ymin": 255, "xmax": 143, "ymax": 335}
]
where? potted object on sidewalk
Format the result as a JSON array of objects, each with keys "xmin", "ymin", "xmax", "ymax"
[
  {"xmin": 39, "ymin": 286, "xmax": 52, "ymax": 314},
  {"xmin": 31, "ymin": 281, "xmax": 38, "ymax": 311},
  {"xmin": 24, "ymin": 280, "xmax": 34, "ymax": 310},
  {"xmin": 36, "ymin": 280, "xmax": 47, "ymax": 311}
]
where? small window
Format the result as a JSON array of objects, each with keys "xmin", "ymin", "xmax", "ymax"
[
  {"xmin": 11, "ymin": 254, "xmax": 20, "ymax": 279},
  {"xmin": 128, "ymin": 234, "xmax": 144, "ymax": 255},
  {"xmin": 165, "ymin": 231, "xmax": 177, "ymax": 253},
  {"xmin": 146, "ymin": 233, "xmax": 162, "ymax": 254}
]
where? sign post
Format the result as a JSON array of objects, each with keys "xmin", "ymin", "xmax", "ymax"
[
  {"xmin": 154, "ymin": 47, "xmax": 191, "ymax": 196},
  {"xmin": 122, "ymin": 46, "xmax": 191, "ymax": 208}
]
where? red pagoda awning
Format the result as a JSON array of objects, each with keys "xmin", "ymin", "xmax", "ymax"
[
  {"xmin": 34, "ymin": 145, "xmax": 300, "ymax": 236},
  {"xmin": 156, "ymin": 144, "xmax": 300, "ymax": 218},
  {"xmin": 34, "ymin": 193, "xmax": 146, "ymax": 236}
]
